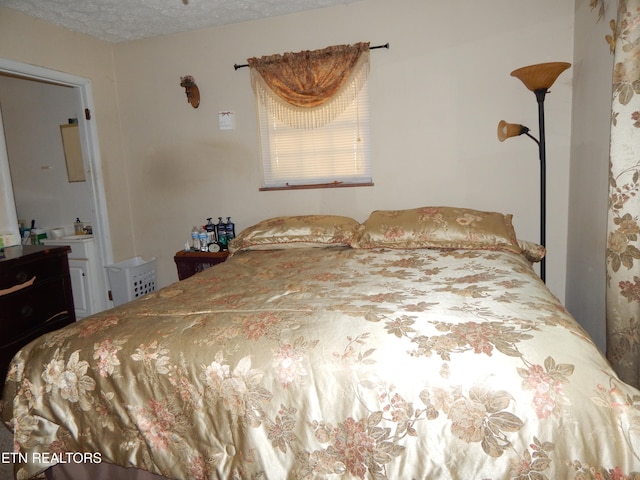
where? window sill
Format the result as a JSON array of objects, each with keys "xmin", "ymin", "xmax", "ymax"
[{"xmin": 260, "ymin": 181, "xmax": 374, "ymax": 192}]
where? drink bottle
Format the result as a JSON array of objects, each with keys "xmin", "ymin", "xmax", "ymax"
[
  {"xmin": 191, "ymin": 226, "xmax": 199, "ymax": 250},
  {"xmin": 225, "ymin": 217, "xmax": 235, "ymax": 242},
  {"xmin": 216, "ymin": 217, "xmax": 228, "ymax": 250},
  {"xmin": 198, "ymin": 229, "xmax": 208, "ymax": 252}
]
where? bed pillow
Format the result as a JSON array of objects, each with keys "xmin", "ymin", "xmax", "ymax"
[
  {"xmin": 229, "ymin": 215, "xmax": 360, "ymax": 252},
  {"xmin": 350, "ymin": 206, "xmax": 521, "ymax": 254},
  {"xmin": 517, "ymin": 239, "xmax": 546, "ymax": 263}
]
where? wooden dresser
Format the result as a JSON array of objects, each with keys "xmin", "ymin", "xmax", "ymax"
[{"xmin": 0, "ymin": 245, "xmax": 76, "ymax": 391}]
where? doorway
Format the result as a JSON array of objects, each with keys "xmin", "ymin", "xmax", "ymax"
[{"xmin": 0, "ymin": 58, "xmax": 113, "ymax": 305}]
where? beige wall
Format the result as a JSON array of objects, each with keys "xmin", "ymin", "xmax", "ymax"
[
  {"xmin": 112, "ymin": 0, "xmax": 575, "ymax": 297},
  {"xmin": 0, "ymin": 1, "xmax": 575, "ymax": 300},
  {"xmin": 566, "ymin": 0, "xmax": 614, "ymax": 352},
  {"xmin": 0, "ymin": 6, "xmax": 135, "ymax": 264}
]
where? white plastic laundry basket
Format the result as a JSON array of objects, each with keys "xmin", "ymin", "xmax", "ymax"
[{"xmin": 106, "ymin": 256, "xmax": 157, "ymax": 306}]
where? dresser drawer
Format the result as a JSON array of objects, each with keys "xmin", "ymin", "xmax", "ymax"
[
  {"xmin": 0, "ymin": 280, "xmax": 70, "ymax": 347},
  {"xmin": 0, "ymin": 246, "xmax": 75, "ymax": 391},
  {"xmin": 0, "ymin": 253, "xmax": 68, "ymax": 290},
  {"xmin": 0, "ymin": 311, "xmax": 73, "ymax": 391}
]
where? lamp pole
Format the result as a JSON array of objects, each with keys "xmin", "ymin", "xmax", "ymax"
[
  {"xmin": 534, "ymin": 88, "xmax": 547, "ymax": 283},
  {"xmin": 516, "ymin": 91, "xmax": 547, "ymax": 283},
  {"xmin": 501, "ymin": 61, "xmax": 570, "ymax": 284}
]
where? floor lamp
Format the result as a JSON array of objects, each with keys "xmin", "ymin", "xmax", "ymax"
[{"xmin": 497, "ymin": 62, "xmax": 571, "ymax": 284}]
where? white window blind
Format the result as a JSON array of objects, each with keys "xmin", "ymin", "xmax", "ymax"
[{"xmin": 256, "ymin": 80, "xmax": 371, "ymax": 189}]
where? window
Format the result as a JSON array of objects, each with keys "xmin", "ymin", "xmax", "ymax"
[
  {"xmin": 256, "ymin": 79, "xmax": 371, "ymax": 190},
  {"xmin": 247, "ymin": 42, "xmax": 373, "ymax": 191}
]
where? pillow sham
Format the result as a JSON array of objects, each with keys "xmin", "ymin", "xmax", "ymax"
[
  {"xmin": 350, "ymin": 206, "xmax": 521, "ymax": 254},
  {"xmin": 517, "ymin": 239, "xmax": 546, "ymax": 263},
  {"xmin": 229, "ymin": 215, "xmax": 360, "ymax": 252}
]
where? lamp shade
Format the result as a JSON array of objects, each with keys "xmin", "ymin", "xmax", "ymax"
[
  {"xmin": 497, "ymin": 120, "xmax": 529, "ymax": 142},
  {"xmin": 510, "ymin": 62, "xmax": 571, "ymax": 91}
]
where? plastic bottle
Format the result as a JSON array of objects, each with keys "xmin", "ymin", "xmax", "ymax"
[
  {"xmin": 225, "ymin": 217, "xmax": 235, "ymax": 242},
  {"xmin": 205, "ymin": 218, "xmax": 217, "ymax": 244},
  {"xmin": 74, "ymin": 218, "xmax": 84, "ymax": 235},
  {"xmin": 191, "ymin": 226, "xmax": 199, "ymax": 250},
  {"xmin": 216, "ymin": 217, "xmax": 228, "ymax": 251},
  {"xmin": 198, "ymin": 229, "xmax": 208, "ymax": 252}
]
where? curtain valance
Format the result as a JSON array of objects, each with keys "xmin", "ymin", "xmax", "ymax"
[{"xmin": 248, "ymin": 42, "xmax": 370, "ymax": 129}]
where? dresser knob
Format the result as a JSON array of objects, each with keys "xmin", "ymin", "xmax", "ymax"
[
  {"xmin": 20, "ymin": 304, "xmax": 34, "ymax": 318},
  {"xmin": 15, "ymin": 270, "xmax": 29, "ymax": 283}
]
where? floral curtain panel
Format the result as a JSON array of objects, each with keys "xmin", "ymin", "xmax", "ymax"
[
  {"xmin": 606, "ymin": 0, "xmax": 640, "ymax": 388},
  {"xmin": 247, "ymin": 42, "xmax": 370, "ymax": 129}
]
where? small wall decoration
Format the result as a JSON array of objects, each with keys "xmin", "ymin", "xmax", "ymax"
[
  {"xmin": 180, "ymin": 75, "xmax": 200, "ymax": 108},
  {"xmin": 218, "ymin": 111, "xmax": 234, "ymax": 130},
  {"xmin": 60, "ymin": 123, "xmax": 86, "ymax": 182}
]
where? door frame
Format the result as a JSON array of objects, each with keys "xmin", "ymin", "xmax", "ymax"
[
  {"xmin": 0, "ymin": 58, "xmax": 114, "ymax": 275},
  {"xmin": 0, "ymin": 101, "xmax": 17, "ymax": 238}
]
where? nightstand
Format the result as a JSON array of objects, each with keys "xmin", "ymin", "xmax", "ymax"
[{"xmin": 174, "ymin": 250, "xmax": 229, "ymax": 280}]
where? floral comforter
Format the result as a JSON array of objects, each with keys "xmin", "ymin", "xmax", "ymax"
[{"xmin": 2, "ymin": 246, "xmax": 640, "ymax": 479}]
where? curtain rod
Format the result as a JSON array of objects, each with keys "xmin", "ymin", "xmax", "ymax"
[{"xmin": 233, "ymin": 43, "xmax": 389, "ymax": 70}]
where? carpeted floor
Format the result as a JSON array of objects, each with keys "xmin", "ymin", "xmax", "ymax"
[{"xmin": 0, "ymin": 425, "xmax": 13, "ymax": 480}]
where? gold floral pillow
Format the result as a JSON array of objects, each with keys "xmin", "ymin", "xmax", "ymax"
[
  {"xmin": 517, "ymin": 239, "xmax": 546, "ymax": 263},
  {"xmin": 229, "ymin": 215, "xmax": 360, "ymax": 252},
  {"xmin": 350, "ymin": 206, "xmax": 522, "ymax": 254}
]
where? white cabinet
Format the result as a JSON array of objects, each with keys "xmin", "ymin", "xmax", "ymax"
[
  {"xmin": 43, "ymin": 235, "xmax": 108, "ymax": 319},
  {"xmin": 67, "ymin": 258, "xmax": 90, "ymax": 317}
]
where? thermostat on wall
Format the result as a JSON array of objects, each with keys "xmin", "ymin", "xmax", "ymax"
[{"xmin": 218, "ymin": 111, "xmax": 234, "ymax": 130}]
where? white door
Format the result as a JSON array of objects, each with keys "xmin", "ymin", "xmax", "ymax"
[{"xmin": 0, "ymin": 103, "xmax": 19, "ymax": 239}]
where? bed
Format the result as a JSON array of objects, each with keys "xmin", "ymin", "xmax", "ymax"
[{"xmin": 2, "ymin": 206, "xmax": 640, "ymax": 480}]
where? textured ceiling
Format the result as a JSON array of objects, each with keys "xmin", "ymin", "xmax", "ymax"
[{"xmin": 0, "ymin": 0, "xmax": 361, "ymax": 43}]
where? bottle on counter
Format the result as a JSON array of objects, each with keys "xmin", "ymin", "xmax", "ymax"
[
  {"xmin": 198, "ymin": 228, "xmax": 208, "ymax": 252},
  {"xmin": 216, "ymin": 217, "xmax": 228, "ymax": 251},
  {"xmin": 205, "ymin": 218, "xmax": 217, "ymax": 245},
  {"xmin": 225, "ymin": 217, "xmax": 235, "ymax": 243},
  {"xmin": 74, "ymin": 218, "xmax": 84, "ymax": 235},
  {"xmin": 191, "ymin": 226, "xmax": 200, "ymax": 250}
]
